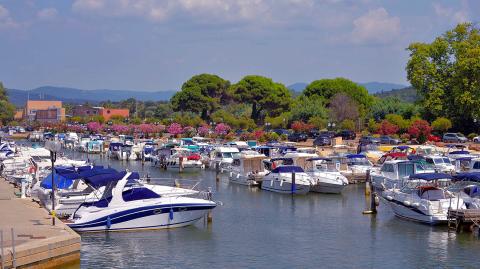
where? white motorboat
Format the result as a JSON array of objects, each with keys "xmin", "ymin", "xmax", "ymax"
[
  {"xmin": 382, "ymin": 173, "xmax": 463, "ymax": 224},
  {"xmin": 227, "ymin": 150, "xmax": 267, "ymax": 186},
  {"xmin": 155, "ymin": 147, "xmax": 204, "ymax": 170},
  {"xmin": 423, "ymin": 155, "xmax": 455, "ymax": 173},
  {"xmin": 210, "ymin": 146, "xmax": 239, "ymax": 168},
  {"xmin": 304, "ymin": 157, "xmax": 349, "ymax": 194},
  {"xmin": 371, "ymin": 160, "xmax": 434, "ymax": 192},
  {"xmin": 449, "ymin": 172, "xmax": 480, "ymax": 209},
  {"xmin": 67, "ymin": 172, "xmax": 216, "ymax": 232},
  {"xmin": 261, "ymin": 165, "xmax": 311, "ymax": 194}
]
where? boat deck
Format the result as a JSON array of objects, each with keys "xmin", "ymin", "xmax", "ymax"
[{"xmin": 0, "ymin": 178, "xmax": 81, "ymax": 268}]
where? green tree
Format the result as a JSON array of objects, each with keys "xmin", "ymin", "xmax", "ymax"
[
  {"xmin": 170, "ymin": 74, "xmax": 230, "ymax": 119},
  {"xmin": 303, "ymin": 77, "xmax": 373, "ymax": 116},
  {"xmin": 385, "ymin": 114, "xmax": 410, "ymax": 132},
  {"xmin": 340, "ymin": 119, "xmax": 355, "ymax": 131},
  {"xmin": 289, "ymin": 95, "xmax": 329, "ymax": 123},
  {"xmin": 229, "ymin": 75, "xmax": 291, "ymax": 124},
  {"xmin": 0, "ymin": 82, "xmax": 15, "ymax": 125},
  {"xmin": 431, "ymin": 117, "xmax": 452, "ymax": 132},
  {"xmin": 406, "ymin": 23, "xmax": 480, "ymax": 132}
]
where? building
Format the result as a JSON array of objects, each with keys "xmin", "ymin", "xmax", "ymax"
[
  {"xmin": 24, "ymin": 100, "xmax": 65, "ymax": 123},
  {"xmin": 72, "ymin": 105, "xmax": 129, "ymax": 121}
]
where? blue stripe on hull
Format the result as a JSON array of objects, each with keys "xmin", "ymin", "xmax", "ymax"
[
  {"xmin": 73, "ymin": 217, "xmax": 204, "ymax": 232},
  {"xmin": 68, "ymin": 204, "xmax": 215, "ymax": 229}
]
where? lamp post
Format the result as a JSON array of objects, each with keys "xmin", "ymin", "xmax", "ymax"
[{"xmin": 45, "ymin": 140, "xmax": 62, "ymax": 226}]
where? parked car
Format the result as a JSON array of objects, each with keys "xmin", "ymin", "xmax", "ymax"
[
  {"xmin": 443, "ymin": 133, "xmax": 468, "ymax": 143},
  {"xmin": 313, "ymin": 135, "xmax": 331, "ymax": 146},
  {"xmin": 428, "ymin": 134, "xmax": 441, "ymax": 142},
  {"xmin": 288, "ymin": 133, "xmax": 308, "ymax": 142},
  {"xmin": 359, "ymin": 136, "xmax": 380, "ymax": 144},
  {"xmin": 319, "ymin": 131, "xmax": 336, "ymax": 138},
  {"xmin": 380, "ymin": 135, "xmax": 400, "ymax": 145},
  {"xmin": 273, "ymin": 129, "xmax": 291, "ymax": 136},
  {"xmin": 473, "ymin": 136, "xmax": 480, "ymax": 143},
  {"xmin": 308, "ymin": 129, "xmax": 320, "ymax": 138},
  {"xmin": 336, "ymin": 130, "xmax": 356, "ymax": 140}
]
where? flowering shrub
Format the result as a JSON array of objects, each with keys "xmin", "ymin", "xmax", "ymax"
[
  {"xmin": 408, "ymin": 120, "xmax": 432, "ymax": 144},
  {"xmin": 112, "ymin": 124, "xmax": 130, "ymax": 134},
  {"xmin": 87, "ymin": 122, "xmax": 103, "ymax": 133},
  {"xmin": 197, "ymin": 124, "xmax": 210, "ymax": 136},
  {"xmin": 378, "ymin": 120, "xmax": 399, "ymax": 135},
  {"xmin": 214, "ymin": 123, "xmax": 231, "ymax": 136},
  {"xmin": 168, "ymin": 123, "xmax": 183, "ymax": 136},
  {"xmin": 291, "ymin": 121, "xmax": 313, "ymax": 133}
]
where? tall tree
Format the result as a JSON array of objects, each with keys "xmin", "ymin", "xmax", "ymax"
[
  {"xmin": 229, "ymin": 75, "xmax": 292, "ymax": 124},
  {"xmin": 170, "ymin": 74, "xmax": 230, "ymax": 119},
  {"xmin": 406, "ymin": 23, "xmax": 480, "ymax": 132},
  {"xmin": 329, "ymin": 93, "xmax": 359, "ymax": 122},
  {"xmin": 0, "ymin": 82, "xmax": 15, "ymax": 125},
  {"xmin": 303, "ymin": 77, "xmax": 373, "ymax": 115}
]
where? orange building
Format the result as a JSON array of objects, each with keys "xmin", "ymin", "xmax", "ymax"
[
  {"xmin": 24, "ymin": 100, "xmax": 65, "ymax": 122},
  {"xmin": 72, "ymin": 105, "xmax": 129, "ymax": 121}
]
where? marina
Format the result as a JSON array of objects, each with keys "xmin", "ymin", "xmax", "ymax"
[{"xmin": 2, "ymin": 139, "xmax": 480, "ymax": 268}]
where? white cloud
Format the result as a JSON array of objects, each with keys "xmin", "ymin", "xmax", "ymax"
[
  {"xmin": 351, "ymin": 8, "xmax": 400, "ymax": 45},
  {"xmin": 37, "ymin": 8, "xmax": 58, "ymax": 21},
  {"xmin": 433, "ymin": 2, "xmax": 469, "ymax": 23},
  {"xmin": 0, "ymin": 4, "xmax": 19, "ymax": 30},
  {"xmin": 71, "ymin": 0, "xmax": 341, "ymax": 25}
]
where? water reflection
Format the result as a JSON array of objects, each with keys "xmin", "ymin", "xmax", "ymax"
[{"xmin": 53, "ymin": 150, "xmax": 480, "ymax": 268}]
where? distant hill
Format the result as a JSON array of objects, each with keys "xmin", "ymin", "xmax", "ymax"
[
  {"xmin": 287, "ymin": 81, "xmax": 408, "ymax": 94},
  {"xmin": 359, "ymin": 82, "xmax": 408, "ymax": 93},
  {"xmin": 374, "ymin": 86, "xmax": 418, "ymax": 103},
  {"xmin": 287, "ymin": 82, "xmax": 308, "ymax": 92},
  {"xmin": 7, "ymin": 86, "xmax": 176, "ymax": 107}
]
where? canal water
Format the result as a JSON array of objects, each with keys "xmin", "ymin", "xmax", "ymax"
[{"xmin": 64, "ymin": 152, "xmax": 480, "ymax": 269}]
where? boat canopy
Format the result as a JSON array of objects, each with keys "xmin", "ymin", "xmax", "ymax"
[
  {"xmin": 407, "ymin": 155, "xmax": 424, "ymax": 161},
  {"xmin": 40, "ymin": 166, "xmax": 118, "ymax": 189},
  {"xmin": 449, "ymin": 150, "xmax": 470, "ymax": 155},
  {"xmin": 271, "ymin": 165, "xmax": 304, "ymax": 173},
  {"xmin": 408, "ymin": 173, "xmax": 452, "ymax": 181},
  {"xmin": 270, "ymin": 157, "xmax": 294, "ymax": 162},
  {"xmin": 346, "ymin": 154, "xmax": 366, "ymax": 159},
  {"xmin": 83, "ymin": 171, "xmax": 139, "ymax": 188},
  {"xmin": 453, "ymin": 172, "xmax": 480, "ymax": 182},
  {"xmin": 396, "ymin": 146, "xmax": 411, "ymax": 150},
  {"xmin": 455, "ymin": 157, "xmax": 475, "ymax": 161}
]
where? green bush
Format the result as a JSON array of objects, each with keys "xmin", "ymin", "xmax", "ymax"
[
  {"xmin": 431, "ymin": 117, "xmax": 452, "ymax": 132},
  {"xmin": 468, "ymin": 133, "xmax": 478, "ymax": 140}
]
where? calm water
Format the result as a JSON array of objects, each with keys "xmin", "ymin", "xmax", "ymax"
[{"xmin": 62, "ymin": 151, "xmax": 480, "ymax": 269}]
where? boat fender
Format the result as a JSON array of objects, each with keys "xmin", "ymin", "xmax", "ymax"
[
  {"xmin": 385, "ymin": 195, "xmax": 393, "ymax": 201},
  {"xmin": 230, "ymin": 172, "xmax": 233, "ymax": 177},
  {"xmin": 403, "ymin": 201, "xmax": 411, "ymax": 206},
  {"xmin": 169, "ymin": 208, "xmax": 174, "ymax": 220},
  {"xmin": 106, "ymin": 216, "xmax": 111, "ymax": 229},
  {"xmin": 280, "ymin": 180, "xmax": 283, "ymax": 187},
  {"xmin": 374, "ymin": 195, "xmax": 380, "ymax": 206},
  {"xmin": 412, "ymin": 202, "xmax": 420, "ymax": 207},
  {"xmin": 237, "ymin": 173, "xmax": 240, "ymax": 179}
]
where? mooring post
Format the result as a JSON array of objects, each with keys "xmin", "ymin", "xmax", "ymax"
[
  {"xmin": 365, "ymin": 169, "xmax": 371, "ymax": 196},
  {"xmin": 291, "ymin": 172, "xmax": 296, "ymax": 195},
  {"xmin": 215, "ymin": 163, "xmax": 220, "ymax": 182},
  {"xmin": 179, "ymin": 156, "xmax": 183, "ymax": 173},
  {"xmin": 10, "ymin": 228, "xmax": 15, "ymax": 269},
  {"xmin": 1, "ymin": 230, "xmax": 4, "ymax": 269}
]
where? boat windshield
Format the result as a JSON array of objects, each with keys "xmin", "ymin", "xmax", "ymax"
[{"xmin": 222, "ymin": 152, "xmax": 234, "ymax": 158}]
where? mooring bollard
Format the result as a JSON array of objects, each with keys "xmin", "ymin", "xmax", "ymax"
[
  {"xmin": 179, "ymin": 156, "xmax": 183, "ymax": 173},
  {"xmin": 215, "ymin": 163, "xmax": 220, "ymax": 182},
  {"xmin": 365, "ymin": 169, "xmax": 371, "ymax": 197},
  {"xmin": 291, "ymin": 172, "xmax": 296, "ymax": 195}
]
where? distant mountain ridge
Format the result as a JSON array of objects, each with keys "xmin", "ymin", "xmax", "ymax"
[
  {"xmin": 7, "ymin": 86, "xmax": 176, "ymax": 107},
  {"xmin": 374, "ymin": 86, "xmax": 418, "ymax": 103},
  {"xmin": 287, "ymin": 81, "xmax": 408, "ymax": 94}
]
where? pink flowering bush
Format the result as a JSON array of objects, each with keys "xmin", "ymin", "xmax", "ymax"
[
  {"xmin": 197, "ymin": 124, "xmax": 210, "ymax": 136},
  {"xmin": 215, "ymin": 123, "xmax": 231, "ymax": 136},
  {"xmin": 168, "ymin": 123, "xmax": 183, "ymax": 136},
  {"xmin": 87, "ymin": 122, "xmax": 103, "ymax": 133},
  {"xmin": 112, "ymin": 124, "xmax": 130, "ymax": 134}
]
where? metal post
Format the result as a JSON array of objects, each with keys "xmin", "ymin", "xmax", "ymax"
[
  {"xmin": 51, "ymin": 151, "xmax": 56, "ymax": 226},
  {"xmin": 179, "ymin": 156, "xmax": 183, "ymax": 173},
  {"xmin": 215, "ymin": 163, "xmax": 220, "ymax": 182},
  {"xmin": 10, "ymin": 228, "xmax": 15, "ymax": 268},
  {"xmin": 291, "ymin": 172, "xmax": 296, "ymax": 195},
  {"xmin": 1, "ymin": 230, "xmax": 4, "ymax": 269}
]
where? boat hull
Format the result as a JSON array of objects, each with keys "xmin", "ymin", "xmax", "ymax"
[
  {"xmin": 386, "ymin": 200, "xmax": 447, "ymax": 225},
  {"xmin": 310, "ymin": 182, "xmax": 346, "ymax": 194},
  {"xmin": 68, "ymin": 203, "xmax": 215, "ymax": 232},
  {"xmin": 261, "ymin": 179, "xmax": 310, "ymax": 194}
]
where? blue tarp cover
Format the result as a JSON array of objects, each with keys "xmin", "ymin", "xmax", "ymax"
[
  {"xmin": 453, "ymin": 172, "xmax": 480, "ymax": 182},
  {"xmin": 271, "ymin": 165, "xmax": 304, "ymax": 173},
  {"xmin": 346, "ymin": 154, "xmax": 366, "ymax": 159}
]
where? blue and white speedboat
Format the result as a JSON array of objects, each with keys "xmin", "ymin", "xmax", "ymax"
[
  {"xmin": 67, "ymin": 171, "xmax": 216, "ymax": 232},
  {"xmin": 261, "ymin": 165, "xmax": 311, "ymax": 194}
]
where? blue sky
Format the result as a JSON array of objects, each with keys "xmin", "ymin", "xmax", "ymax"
[{"xmin": 0, "ymin": 0, "xmax": 478, "ymax": 91}]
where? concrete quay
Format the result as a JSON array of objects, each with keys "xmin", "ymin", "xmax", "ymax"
[{"xmin": 0, "ymin": 179, "xmax": 80, "ymax": 268}]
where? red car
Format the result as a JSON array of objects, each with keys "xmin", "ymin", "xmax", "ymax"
[{"xmin": 428, "ymin": 134, "xmax": 441, "ymax": 142}]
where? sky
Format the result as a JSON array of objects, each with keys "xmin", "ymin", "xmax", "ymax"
[{"xmin": 0, "ymin": 0, "xmax": 478, "ymax": 92}]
